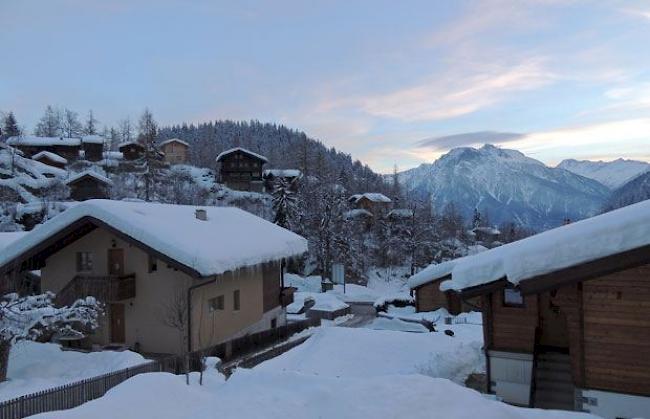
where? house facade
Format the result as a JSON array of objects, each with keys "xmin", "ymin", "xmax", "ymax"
[
  {"xmin": 348, "ymin": 193, "xmax": 392, "ymax": 217},
  {"xmin": 118, "ymin": 141, "xmax": 145, "ymax": 161},
  {"xmin": 160, "ymin": 138, "xmax": 190, "ymax": 165},
  {"xmin": 216, "ymin": 147, "xmax": 267, "ymax": 192},
  {"xmin": 7, "ymin": 135, "xmax": 104, "ymax": 162},
  {"xmin": 438, "ymin": 199, "xmax": 650, "ymax": 419},
  {"xmin": 0, "ymin": 200, "xmax": 307, "ymax": 356},
  {"xmin": 65, "ymin": 171, "xmax": 112, "ymax": 201}
]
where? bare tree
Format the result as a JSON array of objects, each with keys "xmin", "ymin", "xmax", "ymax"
[
  {"xmin": 84, "ymin": 110, "xmax": 99, "ymax": 135},
  {"xmin": 62, "ymin": 109, "xmax": 83, "ymax": 138},
  {"xmin": 159, "ymin": 289, "xmax": 189, "ymax": 384}
]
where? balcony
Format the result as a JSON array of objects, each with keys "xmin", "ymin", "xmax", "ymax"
[
  {"xmin": 280, "ymin": 286, "xmax": 296, "ymax": 307},
  {"xmin": 57, "ymin": 274, "xmax": 136, "ymax": 306}
]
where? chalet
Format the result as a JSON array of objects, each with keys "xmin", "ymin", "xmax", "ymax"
[
  {"xmin": 469, "ymin": 226, "xmax": 502, "ymax": 248},
  {"xmin": 32, "ymin": 151, "xmax": 68, "ymax": 169},
  {"xmin": 65, "ymin": 171, "xmax": 112, "ymax": 201},
  {"xmin": 262, "ymin": 169, "xmax": 301, "ymax": 192},
  {"xmin": 0, "ymin": 232, "xmax": 29, "ymax": 295},
  {"xmin": 160, "ymin": 138, "xmax": 190, "ymax": 165},
  {"xmin": 7, "ymin": 135, "xmax": 104, "ymax": 162},
  {"xmin": 348, "ymin": 193, "xmax": 392, "ymax": 217},
  {"xmin": 407, "ymin": 245, "xmax": 487, "ymax": 314},
  {"xmin": 385, "ymin": 208, "xmax": 414, "ymax": 221},
  {"xmin": 436, "ymin": 199, "xmax": 650, "ymax": 419},
  {"xmin": 216, "ymin": 147, "xmax": 267, "ymax": 192},
  {"xmin": 118, "ymin": 141, "xmax": 145, "ymax": 161},
  {"xmin": 0, "ymin": 200, "xmax": 307, "ymax": 355}
]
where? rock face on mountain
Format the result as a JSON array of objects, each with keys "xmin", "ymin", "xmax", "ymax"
[
  {"xmin": 399, "ymin": 144, "xmax": 609, "ymax": 230},
  {"xmin": 604, "ymin": 171, "xmax": 650, "ymax": 211},
  {"xmin": 557, "ymin": 158, "xmax": 649, "ymax": 190}
]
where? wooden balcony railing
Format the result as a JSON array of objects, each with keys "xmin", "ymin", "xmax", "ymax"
[
  {"xmin": 280, "ymin": 286, "xmax": 296, "ymax": 307},
  {"xmin": 56, "ymin": 274, "xmax": 136, "ymax": 307}
]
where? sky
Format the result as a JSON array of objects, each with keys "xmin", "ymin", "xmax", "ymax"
[{"xmin": 2, "ymin": 0, "xmax": 650, "ymax": 173}]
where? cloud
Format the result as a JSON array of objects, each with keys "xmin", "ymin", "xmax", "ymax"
[
  {"xmin": 356, "ymin": 60, "xmax": 554, "ymax": 122},
  {"xmin": 417, "ymin": 131, "xmax": 526, "ymax": 150}
]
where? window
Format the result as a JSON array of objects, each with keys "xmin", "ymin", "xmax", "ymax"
[
  {"xmin": 503, "ymin": 288, "xmax": 524, "ymax": 307},
  {"xmin": 148, "ymin": 255, "xmax": 158, "ymax": 273},
  {"xmin": 208, "ymin": 295, "xmax": 224, "ymax": 312},
  {"xmin": 76, "ymin": 252, "xmax": 93, "ymax": 272},
  {"xmin": 233, "ymin": 289, "xmax": 240, "ymax": 311}
]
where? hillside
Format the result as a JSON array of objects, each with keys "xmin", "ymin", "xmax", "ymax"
[
  {"xmin": 398, "ymin": 144, "xmax": 609, "ymax": 230},
  {"xmin": 604, "ymin": 171, "xmax": 650, "ymax": 211},
  {"xmin": 557, "ymin": 158, "xmax": 649, "ymax": 190}
]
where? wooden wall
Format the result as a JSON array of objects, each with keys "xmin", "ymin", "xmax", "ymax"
[
  {"xmin": 488, "ymin": 290, "xmax": 538, "ymax": 353},
  {"xmin": 415, "ymin": 281, "xmax": 448, "ymax": 312},
  {"xmin": 581, "ymin": 263, "xmax": 650, "ymax": 396}
]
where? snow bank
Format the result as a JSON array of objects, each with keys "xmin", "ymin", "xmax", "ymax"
[
  {"xmin": 439, "ymin": 199, "xmax": 650, "ymax": 291},
  {"xmin": 0, "ymin": 200, "xmax": 308, "ymax": 277},
  {"xmin": 286, "ymin": 291, "xmax": 349, "ymax": 314},
  {"xmin": 256, "ymin": 325, "xmax": 484, "ymax": 384},
  {"xmin": 367, "ymin": 317, "xmax": 429, "ymax": 333},
  {"xmin": 0, "ymin": 341, "xmax": 147, "ymax": 402}
]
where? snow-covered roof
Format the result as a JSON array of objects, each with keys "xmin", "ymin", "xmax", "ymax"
[
  {"xmin": 263, "ymin": 169, "xmax": 301, "ymax": 178},
  {"xmin": 216, "ymin": 147, "xmax": 268, "ymax": 163},
  {"xmin": 344, "ymin": 209, "xmax": 374, "ymax": 220},
  {"xmin": 439, "ymin": 199, "xmax": 650, "ymax": 292},
  {"xmin": 32, "ymin": 151, "xmax": 68, "ymax": 165},
  {"xmin": 80, "ymin": 135, "xmax": 105, "ymax": 144},
  {"xmin": 102, "ymin": 151, "xmax": 123, "ymax": 160},
  {"xmin": 118, "ymin": 141, "xmax": 143, "ymax": 149},
  {"xmin": 349, "ymin": 193, "xmax": 392, "ymax": 203},
  {"xmin": 0, "ymin": 232, "xmax": 27, "ymax": 251},
  {"xmin": 386, "ymin": 209, "xmax": 413, "ymax": 218},
  {"xmin": 0, "ymin": 200, "xmax": 308, "ymax": 277},
  {"xmin": 7, "ymin": 136, "xmax": 81, "ymax": 147},
  {"xmin": 160, "ymin": 138, "xmax": 190, "ymax": 147},
  {"xmin": 65, "ymin": 171, "xmax": 113, "ymax": 186},
  {"xmin": 471, "ymin": 226, "xmax": 501, "ymax": 236}
]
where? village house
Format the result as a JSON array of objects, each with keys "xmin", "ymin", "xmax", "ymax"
[
  {"xmin": 469, "ymin": 226, "xmax": 502, "ymax": 248},
  {"xmin": 0, "ymin": 200, "xmax": 307, "ymax": 355},
  {"xmin": 117, "ymin": 141, "xmax": 145, "ymax": 161},
  {"xmin": 65, "ymin": 171, "xmax": 112, "ymax": 201},
  {"xmin": 160, "ymin": 138, "xmax": 190, "ymax": 165},
  {"xmin": 433, "ymin": 199, "xmax": 650, "ymax": 419},
  {"xmin": 7, "ymin": 135, "xmax": 105, "ymax": 162},
  {"xmin": 31, "ymin": 151, "xmax": 68, "ymax": 170},
  {"xmin": 348, "ymin": 193, "xmax": 392, "ymax": 217},
  {"xmin": 262, "ymin": 169, "xmax": 301, "ymax": 193},
  {"xmin": 216, "ymin": 147, "xmax": 267, "ymax": 192}
]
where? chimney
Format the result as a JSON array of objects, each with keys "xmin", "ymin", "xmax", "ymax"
[{"xmin": 195, "ymin": 209, "xmax": 207, "ymax": 221}]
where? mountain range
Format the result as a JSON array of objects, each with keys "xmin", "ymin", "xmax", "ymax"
[{"xmin": 397, "ymin": 144, "xmax": 644, "ymax": 230}]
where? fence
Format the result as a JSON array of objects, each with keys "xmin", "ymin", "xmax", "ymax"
[{"xmin": 0, "ymin": 317, "xmax": 319, "ymax": 419}]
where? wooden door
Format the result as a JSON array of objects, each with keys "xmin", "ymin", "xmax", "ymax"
[
  {"xmin": 538, "ymin": 291, "xmax": 569, "ymax": 349},
  {"xmin": 110, "ymin": 304, "xmax": 125, "ymax": 343},
  {"xmin": 108, "ymin": 249, "xmax": 124, "ymax": 276}
]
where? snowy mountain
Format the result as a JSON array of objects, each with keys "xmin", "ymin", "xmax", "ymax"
[
  {"xmin": 604, "ymin": 171, "xmax": 650, "ymax": 211},
  {"xmin": 557, "ymin": 158, "xmax": 649, "ymax": 190},
  {"xmin": 399, "ymin": 144, "xmax": 609, "ymax": 230}
]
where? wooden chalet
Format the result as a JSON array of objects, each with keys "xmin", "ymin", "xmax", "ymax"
[
  {"xmin": 65, "ymin": 171, "xmax": 112, "ymax": 201},
  {"xmin": 160, "ymin": 138, "xmax": 190, "ymax": 165},
  {"xmin": 0, "ymin": 200, "xmax": 307, "ymax": 355},
  {"xmin": 32, "ymin": 151, "xmax": 68, "ymax": 169},
  {"xmin": 262, "ymin": 169, "xmax": 301, "ymax": 193},
  {"xmin": 348, "ymin": 193, "xmax": 392, "ymax": 217},
  {"xmin": 216, "ymin": 147, "xmax": 267, "ymax": 192},
  {"xmin": 437, "ymin": 199, "xmax": 650, "ymax": 419},
  {"xmin": 118, "ymin": 141, "xmax": 145, "ymax": 161},
  {"xmin": 7, "ymin": 135, "xmax": 104, "ymax": 162}
]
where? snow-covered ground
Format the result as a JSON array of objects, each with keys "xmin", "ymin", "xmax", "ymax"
[{"xmin": 0, "ymin": 341, "xmax": 147, "ymax": 402}]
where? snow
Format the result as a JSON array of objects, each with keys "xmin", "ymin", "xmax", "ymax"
[
  {"xmin": 32, "ymin": 151, "xmax": 67, "ymax": 165},
  {"xmin": 256, "ymin": 325, "xmax": 484, "ymax": 383},
  {"xmin": 7, "ymin": 136, "xmax": 81, "ymax": 147},
  {"xmin": 386, "ymin": 208, "xmax": 413, "ymax": 218},
  {"xmin": 80, "ymin": 135, "xmax": 105, "ymax": 144},
  {"xmin": 367, "ymin": 316, "xmax": 429, "ymax": 332},
  {"xmin": 343, "ymin": 208, "xmax": 373, "ymax": 219},
  {"xmin": 102, "ymin": 151, "xmax": 123, "ymax": 160},
  {"xmin": 215, "ymin": 147, "xmax": 268, "ymax": 163},
  {"xmin": 160, "ymin": 138, "xmax": 190, "ymax": 147},
  {"xmin": 0, "ymin": 341, "xmax": 146, "ymax": 402},
  {"xmin": 30, "ymin": 367, "xmax": 595, "ymax": 419},
  {"xmin": 441, "ymin": 199, "xmax": 650, "ymax": 291},
  {"xmin": 65, "ymin": 170, "xmax": 113, "ymax": 185},
  {"xmin": 408, "ymin": 257, "xmax": 463, "ymax": 289},
  {"xmin": 0, "ymin": 232, "xmax": 27, "ymax": 250},
  {"xmin": 0, "ymin": 200, "xmax": 308, "ymax": 277},
  {"xmin": 286, "ymin": 291, "xmax": 349, "ymax": 314},
  {"xmin": 558, "ymin": 158, "xmax": 650, "ymax": 190},
  {"xmin": 262, "ymin": 169, "xmax": 301, "ymax": 178},
  {"xmin": 349, "ymin": 192, "xmax": 391, "ymax": 203},
  {"xmin": 117, "ymin": 141, "xmax": 142, "ymax": 149}
]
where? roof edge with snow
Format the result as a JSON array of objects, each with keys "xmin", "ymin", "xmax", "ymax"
[{"xmin": 216, "ymin": 147, "xmax": 268, "ymax": 163}]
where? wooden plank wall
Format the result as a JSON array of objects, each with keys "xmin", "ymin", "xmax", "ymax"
[
  {"xmin": 552, "ymin": 284, "xmax": 584, "ymax": 386},
  {"xmin": 415, "ymin": 281, "xmax": 448, "ymax": 312},
  {"xmin": 490, "ymin": 291, "xmax": 538, "ymax": 352},
  {"xmin": 581, "ymin": 263, "xmax": 650, "ymax": 396}
]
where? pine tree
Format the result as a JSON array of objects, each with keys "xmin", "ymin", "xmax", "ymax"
[
  {"xmin": 84, "ymin": 110, "xmax": 99, "ymax": 135},
  {"xmin": 472, "ymin": 208, "xmax": 482, "ymax": 229},
  {"xmin": 272, "ymin": 178, "xmax": 298, "ymax": 229},
  {"xmin": 34, "ymin": 105, "xmax": 62, "ymax": 137},
  {"xmin": 2, "ymin": 112, "xmax": 20, "ymax": 140}
]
